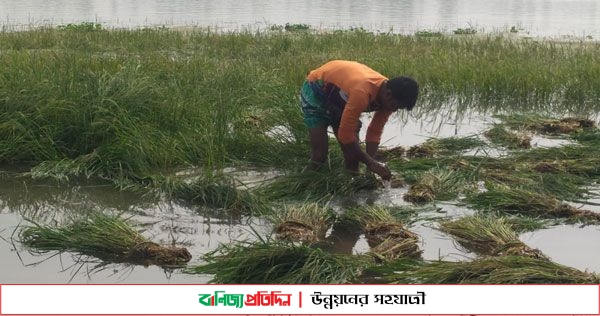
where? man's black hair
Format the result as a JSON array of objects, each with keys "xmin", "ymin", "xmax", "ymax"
[{"xmin": 388, "ymin": 76, "xmax": 419, "ymax": 111}]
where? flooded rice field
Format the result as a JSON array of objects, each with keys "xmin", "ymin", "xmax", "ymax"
[{"xmin": 2, "ymin": 111, "xmax": 599, "ymax": 283}]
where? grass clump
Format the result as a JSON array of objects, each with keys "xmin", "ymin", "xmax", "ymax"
[
  {"xmin": 187, "ymin": 240, "xmax": 372, "ymax": 284},
  {"xmin": 439, "ymin": 215, "xmax": 547, "ymax": 259},
  {"xmin": 18, "ymin": 213, "xmax": 192, "ymax": 267}
]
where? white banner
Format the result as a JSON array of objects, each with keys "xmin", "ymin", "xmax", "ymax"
[{"xmin": 1, "ymin": 284, "xmax": 598, "ymax": 315}]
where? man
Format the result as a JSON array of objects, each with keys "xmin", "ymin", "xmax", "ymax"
[{"xmin": 300, "ymin": 60, "xmax": 419, "ymax": 180}]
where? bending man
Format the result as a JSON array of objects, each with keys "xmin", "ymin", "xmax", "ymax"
[{"xmin": 300, "ymin": 60, "xmax": 419, "ymax": 180}]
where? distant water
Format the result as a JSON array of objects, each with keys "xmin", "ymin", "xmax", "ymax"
[{"xmin": 1, "ymin": 0, "xmax": 599, "ymax": 38}]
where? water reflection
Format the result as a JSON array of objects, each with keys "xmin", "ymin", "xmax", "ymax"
[
  {"xmin": 1, "ymin": 0, "xmax": 599, "ymax": 38},
  {"xmin": 0, "ymin": 179, "xmax": 269, "ymax": 283}
]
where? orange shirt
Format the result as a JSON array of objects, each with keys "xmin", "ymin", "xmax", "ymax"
[{"xmin": 307, "ymin": 60, "xmax": 392, "ymax": 144}]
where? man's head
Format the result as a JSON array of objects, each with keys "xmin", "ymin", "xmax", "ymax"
[{"xmin": 384, "ymin": 76, "xmax": 419, "ymax": 111}]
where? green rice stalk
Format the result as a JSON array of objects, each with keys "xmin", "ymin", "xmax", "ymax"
[
  {"xmin": 404, "ymin": 167, "xmax": 474, "ymax": 203},
  {"xmin": 405, "ymin": 136, "xmax": 486, "ymax": 159},
  {"xmin": 187, "ymin": 240, "xmax": 373, "ymax": 284},
  {"xmin": 439, "ymin": 215, "xmax": 547, "ymax": 259},
  {"xmin": 390, "ymin": 256, "xmax": 599, "ymax": 284},
  {"xmin": 18, "ymin": 213, "xmax": 191, "ymax": 267},
  {"xmin": 465, "ymin": 186, "xmax": 600, "ymax": 222},
  {"xmin": 258, "ymin": 166, "xmax": 380, "ymax": 202}
]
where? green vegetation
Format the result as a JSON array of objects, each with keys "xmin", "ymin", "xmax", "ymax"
[
  {"xmin": 19, "ymin": 213, "xmax": 192, "ymax": 267},
  {"xmin": 439, "ymin": 215, "xmax": 547, "ymax": 259},
  {"xmin": 4, "ymin": 25, "xmax": 600, "ymax": 283},
  {"xmin": 387, "ymin": 256, "xmax": 599, "ymax": 284},
  {"xmin": 2, "ymin": 26, "xmax": 600, "ymax": 189},
  {"xmin": 187, "ymin": 239, "xmax": 372, "ymax": 284}
]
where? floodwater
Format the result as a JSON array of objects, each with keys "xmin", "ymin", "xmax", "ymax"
[
  {"xmin": 2, "ymin": 112, "xmax": 600, "ymax": 284},
  {"xmin": 1, "ymin": 0, "xmax": 600, "ymax": 284},
  {"xmin": 1, "ymin": 0, "xmax": 600, "ymax": 39}
]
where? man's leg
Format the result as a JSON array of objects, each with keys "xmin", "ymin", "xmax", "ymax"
[{"xmin": 308, "ymin": 126, "xmax": 329, "ymax": 169}]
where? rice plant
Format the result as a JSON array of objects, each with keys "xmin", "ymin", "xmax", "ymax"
[
  {"xmin": 345, "ymin": 206, "xmax": 422, "ymax": 261},
  {"xmin": 464, "ymin": 186, "xmax": 600, "ymax": 222},
  {"xmin": 270, "ymin": 202, "xmax": 336, "ymax": 243},
  {"xmin": 403, "ymin": 167, "xmax": 474, "ymax": 203},
  {"xmin": 258, "ymin": 164, "xmax": 381, "ymax": 202},
  {"xmin": 18, "ymin": 213, "xmax": 191, "ymax": 267},
  {"xmin": 187, "ymin": 239, "xmax": 373, "ymax": 284},
  {"xmin": 439, "ymin": 215, "xmax": 547, "ymax": 259}
]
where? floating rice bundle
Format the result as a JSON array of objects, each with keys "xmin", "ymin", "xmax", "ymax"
[
  {"xmin": 484, "ymin": 125, "xmax": 531, "ymax": 149},
  {"xmin": 439, "ymin": 216, "xmax": 547, "ymax": 259},
  {"xmin": 187, "ymin": 240, "xmax": 372, "ymax": 284},
  {"xmin": 272, "ymin": 203, "xmax": 335, "ymax": 243},
  {"xmin": 465, "ymin": 187, "xmax": 600, "ymax": 222},
  {"xmin": 403, "ymin": 168, "xmax": 471, "ymax": 203},
  {"xmin": 391, "ymin": 256, "xmax": 600, "ymax": 284},
  {"xmin": 352, "ymin": 206, "xmax": 422, "ymax": 261},
  {"xmin": 19, "ymin": 213, "xmax": 192, "ymax": 267}
]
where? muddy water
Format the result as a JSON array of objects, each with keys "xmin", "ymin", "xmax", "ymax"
[{"xmin": 1, "ymin": 112, "xmax": 600, "ymax": 283}]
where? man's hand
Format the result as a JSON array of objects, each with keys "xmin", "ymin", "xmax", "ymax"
[
  {"xmin": 367, "ymin": 160, "xmax": 392, "ymax": 180},
  {"xmin": 341, "ymin": 141, "xmax": 391, "ymax": 180}
]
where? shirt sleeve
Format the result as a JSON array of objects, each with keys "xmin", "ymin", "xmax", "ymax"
[
  {"xmin": 336, "ymin": 93, "xmax": 370, "ymax": 144},
  {"xmin": 365, "ymin": 110, "xmax": 393, "ymax": 144}
]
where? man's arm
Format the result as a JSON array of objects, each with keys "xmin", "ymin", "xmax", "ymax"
[{"xmin": 341, "ymin": 141, "xmax": 391, "ymax": 179}]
